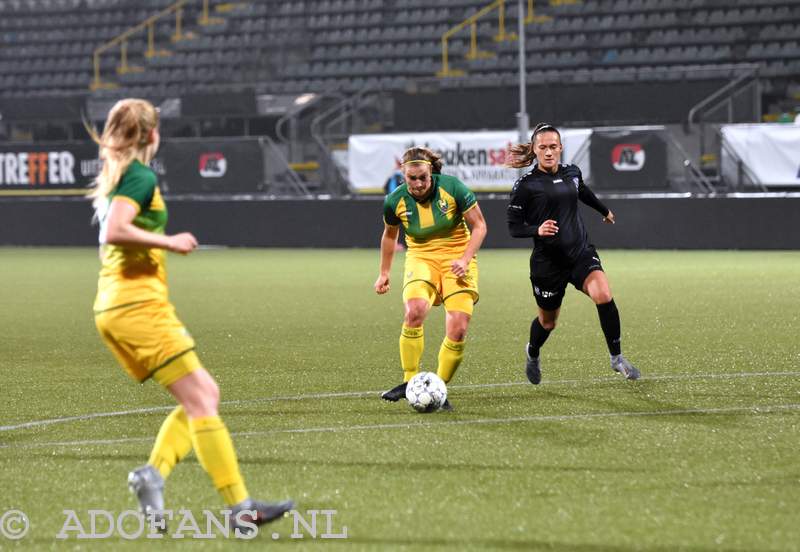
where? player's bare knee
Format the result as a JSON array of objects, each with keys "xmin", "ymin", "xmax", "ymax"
[
  {"xmin": 448, "ymin": 326, "xmax": 468, "ymax": 342},
  {"xmin": 540, "ymin": 319, "xmax": 557, "ymax": 331},
  {"xmin": 182, "ymin": 380, "xmax": 219, "ymax": 417},
  {"xmin": 205, "ymin": 378, "xmax": 220, "ymax": 409},
  {"xmin": 593, "ymin": 291, "xmax": 613, "ymax": 304},
  {"xmin": 404, "ymin": 307, "xmax": 427, "ymax": 326}
]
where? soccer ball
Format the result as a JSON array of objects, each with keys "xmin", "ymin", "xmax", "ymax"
[{"xmin": 405, "ymin": 372, "xmax": 447, "ymax": 413}]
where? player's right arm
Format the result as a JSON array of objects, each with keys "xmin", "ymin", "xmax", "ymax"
[
  {"xmin": 105, "ymin": 199, "xmax": 197, "ymax": 254},
  {"xmin": 374, "ymin": 222, "xmax": 399, "ymax": 294},
  {"xmin": 507, "ymin": 177, "xmax": 540, "ymax": 238}
]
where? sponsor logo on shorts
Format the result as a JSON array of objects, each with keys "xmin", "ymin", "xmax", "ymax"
[{"xmin": 533, "ymin": 286, "xmax": 559, "ymax": 299}]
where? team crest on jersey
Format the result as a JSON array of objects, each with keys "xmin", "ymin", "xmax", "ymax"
[
  {"xmin": 572, "ymin": 177, "xmax": 579, "ymax": 191},
  {"xmin": 436, "ymin": 198, "xmax": 448, "ymax": 214}
]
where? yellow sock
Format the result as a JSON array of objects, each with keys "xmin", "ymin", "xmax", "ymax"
[
  {"xmin": 399, "ymin": 325, "xmax": 424, "ymax": 382},
  {"xmin": 148, "ymin": 406, "xmax": 193, "ymax": 479},
  {"xmin": 437, "ymin": 336, "xmax": 465, "ymax": 383},
  {"xmin": 189, "ymin": 416, "xmax": 249, "ymax": 506}
]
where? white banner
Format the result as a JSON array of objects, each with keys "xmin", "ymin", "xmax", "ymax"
[
  {"xmin": 348, "ymin": 129, "xmax": 592, "ymax": 192},
  {"xmin": 720, "ymin": 124, "xmax": 800, "ymax": 187}
]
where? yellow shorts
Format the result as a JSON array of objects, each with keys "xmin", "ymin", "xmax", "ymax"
[
  {"xmin": 402, "ymin": 254, "xmax": 479, "ymax": 314},
  {"xmin": 94, "ymin": 300, "xmax": 201, "ymax": 387}
]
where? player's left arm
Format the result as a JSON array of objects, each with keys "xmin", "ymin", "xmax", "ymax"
[
  {"xmin": 576, "ymin": 169, "xmax": 614, "ymax": 224},
  {"xmin": 375, "ymin": 223, "xmax": 400, "ymax": 294},
  {"xmin": 451, "ymin": 203, "xmax": 487, "ymax": 278}
]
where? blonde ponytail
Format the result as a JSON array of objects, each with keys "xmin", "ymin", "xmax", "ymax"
[{"xmin": 86, "ymin": 99, "xmax": 159, "ymax": 210}]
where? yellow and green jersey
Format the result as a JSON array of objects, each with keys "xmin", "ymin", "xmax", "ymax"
[
  {"xmin": 94, "ymin": 160, "xmax": 168, "ymax": 312},
  {"xmin": 383, "ymin": 173, "xmax": 477, "ymax": 256}
]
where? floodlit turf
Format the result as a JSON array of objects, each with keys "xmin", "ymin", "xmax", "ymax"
[{"xmin": 1, "ymin": 247, "xmax": 799, "ymax": 551}]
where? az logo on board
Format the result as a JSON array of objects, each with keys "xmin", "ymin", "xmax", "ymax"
[
  {"xmin": 611, "ymin": 143, "xmax": 645, "ymax": 171},
  {"xmin": 199, "ymin": 152, "xmax": 227, "ymax": 178}
]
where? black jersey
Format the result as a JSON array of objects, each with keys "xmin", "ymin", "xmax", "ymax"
[{"xmin": 507, "ymin": 163, "xmax": 609, "ymax": 263}]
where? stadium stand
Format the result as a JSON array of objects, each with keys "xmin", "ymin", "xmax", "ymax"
[
  {"xmin": 0, "ymin": 0, "xmax": 797, "ymax": 108},
  {"xmin": 0, "ymin": 0, "xmax": 798, "ymax": 188}
]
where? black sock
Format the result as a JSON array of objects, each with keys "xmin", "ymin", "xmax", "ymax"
[
  {"xmin": 528, "ymin": 317, "xmax": 551, "ymax": 358},
  {"xmin": 596, "ymin": 299, "xmax": 621, "ymax": 356}
]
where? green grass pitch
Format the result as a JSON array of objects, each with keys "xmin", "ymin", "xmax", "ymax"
[{"xmin": 1, "ymin": 247, "xmax": 799, "ymax": 551}]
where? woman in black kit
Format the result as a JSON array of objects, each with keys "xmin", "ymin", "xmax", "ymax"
[{"xmin": 506, "ymin": 123, "xmax": 640, "ymax": 384}]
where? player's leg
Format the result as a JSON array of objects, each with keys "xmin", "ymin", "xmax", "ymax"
[
  {"xmin": 99, "ymin": 302, "xmax": 292, "ymax": 529},
  {"xmin": 526, "ymin": 307, "xmax": 559, "ymax": 385},
  {"xmin": 401, "ymin": 295, "xmax": 433, "ymax": 381},
  {"xmin": 527, "ymin": 254, "xmax": 567, "ymax": 384},
  {"xmin": 577, "ymin": 252, "xmax": 639, "ymax": 380},
  {"xmin": 433, "ymin": 298, "xmax": 472, "ymax": 412},
  {"xmin": 437, "ymin": 257, "xmax": 479, "ymax": 406},
  {"xmin": 95, "ymin": 304, "xmax": 190, "ymax": 523},
  {"xmin": 383, "ymin": 257, "xmax": 441, "ymax": 402},
  {"xmin": 438, "ymin": 301, "xmax": 470, "ymax": 384},
  {"xmin": 126, "ymin": 401, "xmax": 192, "ymax": 529},
  {"xmin": 439, "ymin": 297, "xmax": 470, "ymax": 409},
  {"xmin": 381, "ymin": 290, "xmax": 434, "ymax": 401},
  {"xmin": 168, "ymin": 369, "xmax": 293, "ymax": 532}
]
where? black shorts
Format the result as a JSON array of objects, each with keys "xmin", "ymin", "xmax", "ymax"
[{"xmin": 529, "ymin": 246, "xmax": 604, "ymax": 311}]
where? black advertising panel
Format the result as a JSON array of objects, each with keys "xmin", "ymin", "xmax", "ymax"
[
  {"xmin": 0, "ymin": 142, "xmax": 99, "ymax": 194},
  {"xmin": 159, "ymin": 138, "xmax": 263, "ymax": 194},
  {"xmin": 589, "ymin": 130, "xmax": 668, "ymax": 191},
  {"xmin": 0, "ymin": 139, "xmax": 261, "ymax": 196}
]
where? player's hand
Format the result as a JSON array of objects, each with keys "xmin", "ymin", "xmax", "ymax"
[
  {"xmin": 603, "ymin": 211, "xmax": 616, "ymax": 224},
  {"xmin": 167, "ymin": 232, "xmax": 198, "ymax": 254},
  {"xmin": 451, "ymin": 258, "xmax": 469, "ymax": 278},
  {"xmin": 538, "ymin": 220, "xmax": 559, "ymax": 236},
  {"xmin": 374, "ymin": 273, "xmax": 390, "ymax": 294}
]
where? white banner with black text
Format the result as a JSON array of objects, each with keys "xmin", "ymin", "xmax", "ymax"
[
  {"xmin": 348, "ymin": 129, "xmax": 592, "ymax": 193},
  {"xmin": 720, "ymin": 124, "xmax": 800, "ymax": 187}
]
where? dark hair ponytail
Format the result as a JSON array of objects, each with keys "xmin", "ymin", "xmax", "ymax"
[{"xmin": 505, "ymin": 122, "xmax": 562, "ymax": 168}]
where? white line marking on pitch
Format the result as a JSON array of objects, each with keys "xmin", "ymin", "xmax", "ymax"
[
  {"xmin": 2, "ymin": 403, "xmax": 799, "ymax": 450},
  {"xmin": 2, "ymin": 370, "xmax": 799, "ymax": 433}
]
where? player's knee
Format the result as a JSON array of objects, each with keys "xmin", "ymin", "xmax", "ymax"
[
  {"xmin": 404, "ymin": 306, "xmax": 427, "ymax": 326},
  {"xmin": 450, "ymin": 330, "xmax": 467, "ymax": 342},
  {"xmin": 593, "ymin": 290, "xmax": 613, "ymax": 304},
  {"xmin": 448, "ymin": 325, "xmax": 468, "ymax": 342},
  {"xmin": 540, "ymin": 318, "xmax": 557, "ymax": 331},
  {"xmin": 205, "ymin": 378, "xmax": 220, "ymax": 410},
  {"xmin": 182, "ymin": 378, "xmax": 219, "ymax": 417}
]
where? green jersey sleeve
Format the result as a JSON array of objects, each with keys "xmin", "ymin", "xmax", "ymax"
[
  {"xmin": 114, "ymin": 164, "xmax": 156, "ymax": 212},
  {"xmin": 452, "ymin": 177, "xmax": 477, "ymax": 213},
  {"xmin": 383, "ymin": 193, "xmax": 401, "ymax": 226}
]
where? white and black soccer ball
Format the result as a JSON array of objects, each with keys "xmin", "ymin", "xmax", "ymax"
[{"xmin": 405, "ymin": 371, "xmax": 447, "ymax": 413}]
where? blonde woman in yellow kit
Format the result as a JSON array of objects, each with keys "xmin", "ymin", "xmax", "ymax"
[{"xmin": 88, "ymin": 98, "xmax": 292, "ymax": 534}]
